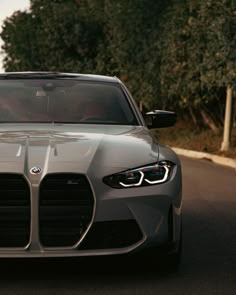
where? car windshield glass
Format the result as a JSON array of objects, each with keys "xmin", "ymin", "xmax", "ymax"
[{"xmin": 0, "ymin": 79, "xmax": 138, "ymax": 125}]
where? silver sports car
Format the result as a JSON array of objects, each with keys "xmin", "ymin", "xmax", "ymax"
[{"xmin": 0, "ymin": 72, "xmax": 182, "ymax": 270}]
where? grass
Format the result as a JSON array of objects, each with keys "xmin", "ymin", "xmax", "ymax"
[{"xmin": 154, "ymin": 120, "xmax": 236, "ymax": 159}]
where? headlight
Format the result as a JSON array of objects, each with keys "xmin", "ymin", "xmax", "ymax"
[{"xmin": 103, "ymin": 161, "xmax": 175, "ymax": 189}]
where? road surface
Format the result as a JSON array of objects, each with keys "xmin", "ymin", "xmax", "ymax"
[{"xmin": 0, "ymin": 156, "xmax": 235, "ymax": 294}]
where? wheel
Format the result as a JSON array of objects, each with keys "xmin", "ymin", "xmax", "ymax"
[
  {"xmin": 160, "ymin": 221, "xmax": 183, "ymax": 272},
  {"xmin": 163, "ymin": 233, "xmax": 182, "ymax": 272},
  {"xmin": 137, "ymin": 222, "xmax": 183, "ymax": 273}
]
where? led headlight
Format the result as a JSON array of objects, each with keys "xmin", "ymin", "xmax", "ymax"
[{"xmin": 103, "ymin": 161, "xmax": 174, "ymax": 189}]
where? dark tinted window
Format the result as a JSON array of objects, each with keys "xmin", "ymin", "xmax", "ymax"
[{"xmin": 0, "ymin": 79, "xmax": 138, "ymax": 125}]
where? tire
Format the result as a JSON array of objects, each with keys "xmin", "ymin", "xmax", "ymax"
[
  {"xmin": 163, "ymin": 231, "xmax": 182, "ymax": 273},
  {"xmin": 160, "ymin": 220, "xmax": 183, "ymax": 273},
  {"xmin": 138, "ymin": 222, "xmax": 183, "ymax": 273}
]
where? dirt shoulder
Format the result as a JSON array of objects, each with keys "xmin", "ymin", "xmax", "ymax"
[{"xmin": 154, "ymin": 120, "xmax": 236, "ymax": 159}]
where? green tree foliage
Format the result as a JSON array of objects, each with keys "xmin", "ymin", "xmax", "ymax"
[
  {"xmin": 81, "ymin": 0, "xmax": 171, "ymax": 107},
  {"xmin": 1, "ymin": 0, "xmax": 104, "ymax": 72},
  {"xmin": 158, "ymin": 0, "xmax": 236, "ymax": 128}
]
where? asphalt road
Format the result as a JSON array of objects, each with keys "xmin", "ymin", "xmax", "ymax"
[{"xmin": 0, "ymin": 156, "xmax": 235, "ymax": 294}]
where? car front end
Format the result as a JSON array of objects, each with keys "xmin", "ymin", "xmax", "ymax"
[{"xmin": 0, "ymin": 72, "xmax": 182, "ymax": 266}]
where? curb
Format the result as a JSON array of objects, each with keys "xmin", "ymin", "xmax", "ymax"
[{"xmin": 171, "ymin": 147, "xmax": 236, "ymax": 169}]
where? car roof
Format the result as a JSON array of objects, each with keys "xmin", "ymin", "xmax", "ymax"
[{"xmin": 0, "ymin": 72, "xmax": 121, "ymax": 83}]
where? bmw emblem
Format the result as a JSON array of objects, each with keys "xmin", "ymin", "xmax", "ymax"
[{"xmin": 30, "ymin": 166, "xmax": 42, "ymax": 175}]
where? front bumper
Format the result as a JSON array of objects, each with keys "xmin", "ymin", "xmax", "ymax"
[{"xmin": 0, "ymin": 165, "xmax": 182, "ymax": 258}]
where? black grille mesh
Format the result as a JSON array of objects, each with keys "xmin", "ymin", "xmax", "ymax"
[
  {"xmin": 0, "ymin": 174, "xmax": 30, "ymax": 247},
  {"xmin": 39, "ymin": 174, "xmax": 94, "ymax": 247}
]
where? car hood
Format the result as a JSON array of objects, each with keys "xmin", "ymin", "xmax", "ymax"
[{"xmin": 0, "ymin": 124, "xmax": 159, "ymax": 177}]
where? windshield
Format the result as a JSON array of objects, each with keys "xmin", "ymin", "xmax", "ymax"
[{"xmin": 0, "ymin": 79, "xmax": 138, "ymax": 125}]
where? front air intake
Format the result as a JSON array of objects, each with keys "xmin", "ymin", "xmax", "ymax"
[
  {"xmin": 79, "ymin": 220, "xmax": 143, "ymax": 250},
  {"xmin": 39, "ymin": 173, "xmax": 94, "ymax": 247}
]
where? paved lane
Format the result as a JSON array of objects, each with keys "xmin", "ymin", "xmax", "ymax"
[{"xmin": 0, "ymin": 156, "xmax": 235, "ymax": 294}]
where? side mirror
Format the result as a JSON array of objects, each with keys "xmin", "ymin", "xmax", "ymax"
[{"xmin": 145, "ymin": 110, "xmax": 177, "ymax": 129}]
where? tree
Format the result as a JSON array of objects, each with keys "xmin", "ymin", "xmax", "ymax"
[
  {"xmin": 1, "ymin": 0, "xmax": 104, "ymax": 72},
  {"xmin": 157, "ymin": 0, "xmax": 236, "ymax": 131},
  {"xmin": 86, "ymin": 0, "xmax": 171, "ymax": 108}
]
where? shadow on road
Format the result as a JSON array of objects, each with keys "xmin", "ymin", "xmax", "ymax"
[{"xmin": 0, "ymin": 254, "xmax": 175, "ymax": 280}]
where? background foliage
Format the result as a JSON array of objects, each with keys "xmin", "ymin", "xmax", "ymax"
[{"xmin": 1, "ymin": 0, "xmax": 236, "ymax": 129}]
